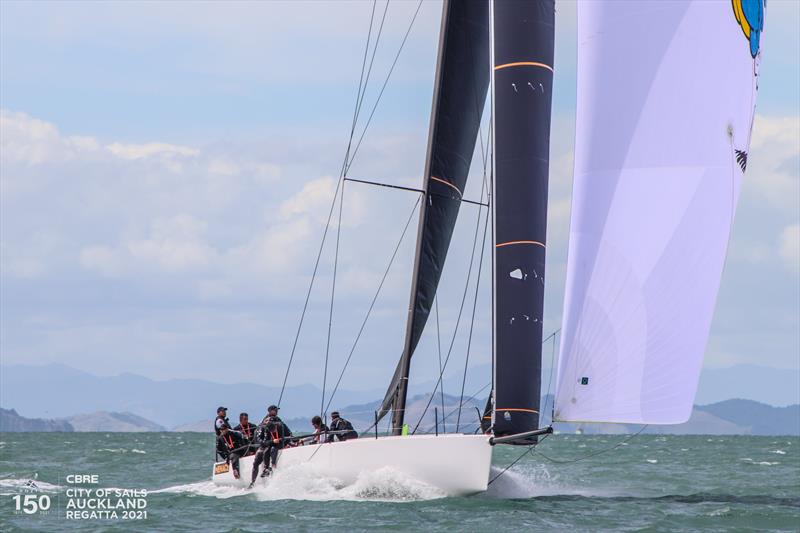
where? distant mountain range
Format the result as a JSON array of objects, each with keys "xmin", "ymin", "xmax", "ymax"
[
  {"xmin": 0, "ymin": 408, "xmax": 165, "ymax": 432},
  {"xmin": 0, "ymin": 363, "xmax": 384, "ymax": 428},
  {"xmin": 1, "ymin": 362, "xmax": 798, "ymax": 431},
  {"xmin": 0, "ymin": 408, "xmax": 73, "ymax": 432},
  {"xmin": 2, "ymin": 397, "xmax": 798, "ymax": 435}
]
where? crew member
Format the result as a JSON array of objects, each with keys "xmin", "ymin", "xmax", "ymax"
[
  {"xmin": 234, "ymin": 412, "xmax": 258, "ymax": 451},
  {"xmin": 214, "ymin": 406, "xmax": 230, "ymax": 435},
  {"xmin": 249, "ymin": 413, "xmax": 292, "ymax": 488},
  {"xmin": 329, "ymin": 411, "xmax": 358, "ymax": 441},
  {"xmin": 216, "ymin": 425, "xmax": 246, "ymax": 479},
  {"xmin": 311, "ymin": 415, "xmax": 330, "ymax": 444},
  {"xmin": 260, "ymin": 404, "xmax": 291, "ymax": 431}
]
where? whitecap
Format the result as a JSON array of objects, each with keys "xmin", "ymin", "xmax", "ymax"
[
  {"xmin": 156, "ymin": 463, "xmax": 446, "ymax": 503},
  {"xmin": 770, "ymin": 450, "xmax": 786, "ymax": 455},
  {"xmin": 152, "ymin": 481, "xmax": 248, "ymax": 500},
  {"xmin": 707, "ymin": 506, "xmax": 730, "ymax": 517},
  {"xmin": 646, "ymin": 459, "xmax": 658, "ymax": 464},
  {"xmin": 253, "ymin": 463, "xmax": 446, "ymax": 502},
  {"xmin": 0, "ymin": 478, "xmax": 62, "ymax": 495},
  {"xmin": 131, "ymin": 449, "xmax": 146, "ymax": 454}
]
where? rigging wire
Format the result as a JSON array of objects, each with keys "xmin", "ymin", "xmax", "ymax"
[
  {"xmin": 412, "ymin": 179, "xmax": 488, "ymax": 434},
  {"xmin": 321, "ymin": 183, "xmax": 346, "ymax": 420},
  {"xmin": 351, "ymin": 1, "xmax": 391, "ymax": 139},
  {"xmin": 434, "ymin": 295, "xmax": 446, "ymax": 432},
  {"xmin": 338, "ymin": 0, "xmax": 379, "ymax": 179},
  {"xmin": 344, "ymin": 0, "xmax": 424, "ymax": 176},
  {"xmin": 533, "ymin": 425, "xmax": 649, "ymax": 464},
  {"xmin": 277, "ymin": 2, "xmax": 378, "ymax": 407},
  {"xmin": 541, "ymin": 328, "xmax": 560, "ymax": 420},
  {"xmin": 278, "ymin": 0, "xmax": 414, "ymax": 406},
  {"xmin": 455, "ymin": 122, "xmax": 492, "ymax": 432},
  {"xmin": 421, "ymin": 381, "xmax": 490, "ymax": 434},
  {"xmin": 488, "ymin": 424, "xmax": 649, "ymax": 485},
  {"xmin": 455, "ymin": 199, "xmax": 490, "ymax": 432},
  {"xmin": 487, "ymin": 434, "xmax": 549, "ymax": 486},
  {"xmin": 323, "ymin": 195, "xmax": 422, "ymax": 414}
]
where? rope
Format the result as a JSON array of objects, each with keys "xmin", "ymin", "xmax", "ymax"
[
  {"xmin": 533, "ymin": 425, "xmax": 649, "ymax": 464},
  {"xmin": 323, "ymin": 196, "xmax": 422, "ymax": 414}
]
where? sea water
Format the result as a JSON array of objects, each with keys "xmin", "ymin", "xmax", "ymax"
[{"xmin": 0, "ymin": 433, "xmax": 797, "ymax": 531}]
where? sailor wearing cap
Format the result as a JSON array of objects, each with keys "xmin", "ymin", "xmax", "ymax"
[
  {"xmin": 214, "ymin": 406, "xmax": 230, "ymax": 435},
  {"xmin": 329, "ymin": 411, "xmax": 358, "ymax": 441}
]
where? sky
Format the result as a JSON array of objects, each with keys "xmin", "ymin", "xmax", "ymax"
[{"xmin": 1, "ymin": 1, "xmax": 798, "ymax": 394}]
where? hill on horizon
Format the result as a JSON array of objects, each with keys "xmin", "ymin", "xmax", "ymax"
[
  {"xmin": 2, "ymin": 397, "xmax": 797, "ymax": 436},
  {"xmin": 1, "ymin": 362, "xmax": 798, "ymax": 429}
]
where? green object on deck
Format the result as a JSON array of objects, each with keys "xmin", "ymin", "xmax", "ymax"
[{"xmin": 402, "ymin": 424, "xmax": 409, "ymax": 436}]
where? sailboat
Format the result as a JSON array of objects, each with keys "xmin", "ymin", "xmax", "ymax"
[{"xmin": 212, "ymin": 0, "xmax": 764, "ymax": 495}]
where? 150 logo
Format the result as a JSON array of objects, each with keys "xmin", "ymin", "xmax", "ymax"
[{"xmin": 12, "ymin": 494, "xmax": 51, "ymax": 515}]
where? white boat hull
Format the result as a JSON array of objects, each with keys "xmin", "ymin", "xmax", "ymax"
[{"xmin": 212, "ymin": 434, "xmax": 493, "ymax": 496}]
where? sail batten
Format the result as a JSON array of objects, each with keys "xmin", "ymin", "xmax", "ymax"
[{"xmin": 554, "ymin": 0, "xmax": 765, "ymax": 425}]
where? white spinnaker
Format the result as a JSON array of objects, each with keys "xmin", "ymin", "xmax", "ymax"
[{"xmin": 554, "ymin": 0, "xmax": 763, "ymax": 424}]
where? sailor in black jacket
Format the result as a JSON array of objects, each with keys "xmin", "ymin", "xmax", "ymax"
[
  {"xmin": 214, "ymin": 406, "xmax": 230, "ymax": 435},
  {"xmin": 329, "ymin": 411, "xmax": 358, "ymax": 441},
  {"xmin": 249, "ymin": 409, "xmax": 292, "ymax": 488},
  {"xmin": 216, "ymin": 425, "xmax": 246, "ymax": 479},
  {"xmin": 233, "ymin": 412, "xmax": 258, "ymax": 450}
]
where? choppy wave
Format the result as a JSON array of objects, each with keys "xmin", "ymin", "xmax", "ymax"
[
  {"xmin": 531, "ymin": 493, "xmax": 800, "ymax": 508},
  {"xmin": 482, "ymin": 463, "xmax": 621, "ymax": 500}
]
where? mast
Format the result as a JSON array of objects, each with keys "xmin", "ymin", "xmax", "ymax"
[
  {"xmin": 378, "ymin": 0, "xmax": 491, "ymax": 434},
  {"xmin": 490, "ymin": 0, "xmax": 555, "ymax": 443}
]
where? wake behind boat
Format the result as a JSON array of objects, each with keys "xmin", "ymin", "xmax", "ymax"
[{"xmin": 211, "ymin": 0, "xmax": 764, "ymax": 497}]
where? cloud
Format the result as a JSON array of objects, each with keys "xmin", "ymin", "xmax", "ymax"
[
  {"xmin": 778, "ymin": 223, "xmax": 799, "ymax": 272},
  {"xmin": 106, "ymin": 142, "xmax": 199, "ymax": 160},
  {"xmin": 747, "ymin": 114, "xmax": 800, "ymax": 213},
  {"xmin": 0, "ymin": 109, "xmax": 101, "ymax": 165},
  {"xmin": 80, "ymin": 214, "xmax": 217, "ymax": 276}
]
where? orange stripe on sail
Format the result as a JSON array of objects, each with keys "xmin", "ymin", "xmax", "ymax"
[
  {"xmin": 496, "ymin": 408, "xmax": 540, "ymax": 414},
  {"xmin": 430, "ymin": 176, "xmax": 463, "ymax": 197},
  {"xmin": 494, "ymin": 61, "xmax": 553, "ymax": 73},
  {"xmin": 495, "ymin": 240, "xmax": 546, "ymax": 249}
]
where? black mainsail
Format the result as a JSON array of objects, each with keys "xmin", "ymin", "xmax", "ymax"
[
  {"xmin": 379, "ymin": 0, "xmax": 490, "ymax": 434},
  {"xmin": 490, "ymin": 0, "xmax": 554, "ymax": 442}
]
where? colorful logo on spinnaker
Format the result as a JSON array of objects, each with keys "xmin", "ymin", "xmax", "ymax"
[{"xmin": 732, "ymin": 0, "xmax": 765, "ymax": 58}]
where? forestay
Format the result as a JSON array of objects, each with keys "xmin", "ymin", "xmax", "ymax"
[{"xmin": 555, "ymin": 0, "xmax": 765, "ymax": 424}]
